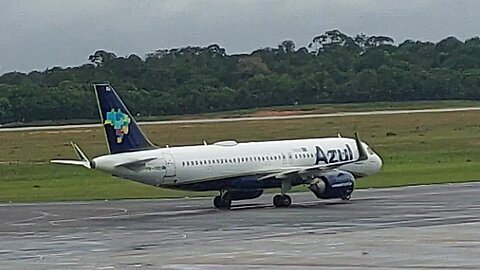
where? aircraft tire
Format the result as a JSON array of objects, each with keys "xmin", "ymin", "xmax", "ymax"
[
  {"xmin": 341, "ymin": 194, "xmax": 351, "ymax": 201},
  {"xmin": 213, "ymin": 195, "xmax": 231, "ymax": 209},
  {"xmin": 273, "ymin": 194, "xmax": 292, "ymax": 207}
]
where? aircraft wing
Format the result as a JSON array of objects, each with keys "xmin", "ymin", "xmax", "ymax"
[
  {"xmin": 257, "ymin": 161, "xmax": 357, "ymax": 182},
  {"xmin": 258, "ymin": 132, "xmax": 368, "ymax": 182}
]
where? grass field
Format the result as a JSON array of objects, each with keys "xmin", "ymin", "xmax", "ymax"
[{"xmin": 1, "ymin": 108, "xmax": 480, "ymax": 202}]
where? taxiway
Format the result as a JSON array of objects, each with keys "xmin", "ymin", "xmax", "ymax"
[
  {"xmin": 1, "ymin": 107, "xmax": 480, "ymax": 132},
  {"xmin": 1, "ymin": 182, "xmax": 480, "ymax": 269}
]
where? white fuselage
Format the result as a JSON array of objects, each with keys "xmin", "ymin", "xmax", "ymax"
[{"xmin": 92, "ymin": 137, "xmax": 382, "ymax": 191}]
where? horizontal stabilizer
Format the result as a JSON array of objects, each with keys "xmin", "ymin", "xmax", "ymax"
[
  {"xmin": 51, "ymin": 159, "xmax": 91, "ymax": 169},
  {"xmin": 50, "ymin": 142, "xmax": 91, "ymax": 169}
]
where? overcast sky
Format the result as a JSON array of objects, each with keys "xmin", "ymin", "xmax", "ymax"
[{"xmin": 1, "ymin": 0, "xmax": 479, "ymax": 74}]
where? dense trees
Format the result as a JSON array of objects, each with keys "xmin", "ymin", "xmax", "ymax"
[{"xmin": 1, "ymin": 30, "xmax": 480, "ymax": 124}]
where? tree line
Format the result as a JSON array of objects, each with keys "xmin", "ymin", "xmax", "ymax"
[{"xmin": 1, "ymin": 30, "xmax": 480, "ymax": 124}]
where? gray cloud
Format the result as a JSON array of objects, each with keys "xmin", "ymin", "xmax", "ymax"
[{"xmin": 1, "ymin": 0, "xmax": 479, "ymax": 74}]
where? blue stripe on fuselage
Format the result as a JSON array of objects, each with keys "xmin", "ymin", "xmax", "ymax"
[{"xmin": 169, "ymin": 175, "xmax": 304, "ymax": 192}]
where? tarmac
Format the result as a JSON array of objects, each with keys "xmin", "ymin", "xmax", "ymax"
[{"xmin": 1, "ymin": 182, "xmax": 480, "ymax": 269}]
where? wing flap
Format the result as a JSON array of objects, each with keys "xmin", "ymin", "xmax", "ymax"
[{"xmin": 257, "ymin": 168, "xmax": 302, "ymax": 181}]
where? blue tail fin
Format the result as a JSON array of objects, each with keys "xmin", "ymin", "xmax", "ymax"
[{"xmin": 94, "ymin": 84, "xmax": 156, "ymax": 154}]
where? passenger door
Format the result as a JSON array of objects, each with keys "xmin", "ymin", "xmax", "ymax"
[
  {"xmin": 283, "ymin": 152, "xmax": 294, "ymax": 167},
  {"xmin": 163, "ymin": 153, "xmax": 176, "ymax": 177}
]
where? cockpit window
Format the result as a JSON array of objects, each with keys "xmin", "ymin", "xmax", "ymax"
[{"xmin": 367, "ymin": 147, "xmax": 375, "ymax": 155}]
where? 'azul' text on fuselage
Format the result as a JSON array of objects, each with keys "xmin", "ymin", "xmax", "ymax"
[{"xmin": 315, "ymin": 144, "xmax": 353, "ymax": 164}]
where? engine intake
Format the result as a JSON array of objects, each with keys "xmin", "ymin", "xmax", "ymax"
[{"xmin": 308, "ymin": 170, "xmax": 355, "ymax": 199}]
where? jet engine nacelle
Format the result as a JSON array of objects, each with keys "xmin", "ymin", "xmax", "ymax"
[
  {"xmin": 228, "ymin": 190, "xmax": 264, "ymax": 201},
  {"xmin": 308, "ymin": 170, "xmax": 355, "ymax": 199}
]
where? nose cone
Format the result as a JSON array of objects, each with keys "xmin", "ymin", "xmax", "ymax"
[{"xmin": 372, "ymin": 153, "xmax": 383, "ymax": 173}]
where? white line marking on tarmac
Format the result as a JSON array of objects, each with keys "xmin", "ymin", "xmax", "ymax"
[
  {"xmin": 48, "ymin": 209, "xmax": 212, "ymax": 225},
  {"xmin": 2, "ymin": 107, "xmax": 480, "ymax": 132},
  {"xmin": 8, "ymin": 211, "xmax": 57, "ymax": 226}
]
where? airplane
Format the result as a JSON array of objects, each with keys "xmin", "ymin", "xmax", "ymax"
[{"xmin": 52, "ymin": 84, "xmax": 383, "ymax": 209}]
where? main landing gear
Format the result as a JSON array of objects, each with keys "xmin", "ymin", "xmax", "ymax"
[
  {"xmin": 273, "ymin": 194, "xmax": 292, "ymax": 207},
  {"xmin": 213, "ymin": 194, "xmax": 231, "ymax": 210},
  {"xmin": 273, "ymin": 179, "xmax": 292, "ymax": 208}
]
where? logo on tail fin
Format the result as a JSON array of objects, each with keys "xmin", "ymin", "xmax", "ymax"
[{"xmin": 104, "ymin": 108, "xmax": 131, "ymax": 143}]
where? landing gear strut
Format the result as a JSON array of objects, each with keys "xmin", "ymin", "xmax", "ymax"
[
  {"xmin": 273, "ymin": 194, "xmax": 292, "ymax": 207},
  {"xmin": 273, "ymin": 179, "xmax": 293, "ymax": 208},
  {"xmin": 213, "ymin": 194, "xmax": 231, "ymax": 210}
]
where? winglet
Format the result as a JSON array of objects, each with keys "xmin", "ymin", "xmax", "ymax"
[
  {"xmin": 354, "ymin": 132, "xmax": 368, "ymax": 161},
  {"xmin": 51, "ymin": 142, "xmax": 91, "ymax": 169}
]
